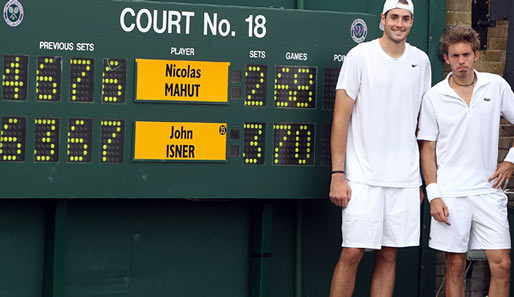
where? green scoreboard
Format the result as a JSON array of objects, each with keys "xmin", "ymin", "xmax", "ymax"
[{"xmin": 0, "ymin": 0, "xmax": 378, "ymax": 198}]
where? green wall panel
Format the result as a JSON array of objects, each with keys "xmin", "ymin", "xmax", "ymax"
[
  {"xmin": 0, "ymin": 200, "xmax": 45, "ymax": 297},
  {"xmin": 62, "ymin": 200, "xmax": 251, "ymax": 297},
  {"xmin": 63, "ymin": 200, "xmax": 133, "ymax": 297}
]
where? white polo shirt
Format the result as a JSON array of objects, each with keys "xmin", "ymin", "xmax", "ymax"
[
  {"xmin": 417, "ymin": 71, "xmax": 514, "ymax": 197},
  {"xmin": 336, "ymin": 39, "xmax": 431, "ymax": 187}
]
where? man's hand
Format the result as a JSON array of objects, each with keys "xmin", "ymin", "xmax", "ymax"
[
  {"xmin": 430, "ymin": 198, "xmax": 450, "ymax": 225},
  {"xmin": 329, "ymin": 174, "xmax": 352, "ymax": 207},
  {"xmin": 488, "ymin": 161, "xmax": 514, "ymax": 190}
]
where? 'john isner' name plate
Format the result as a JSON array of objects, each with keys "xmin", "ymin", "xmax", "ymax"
[{"xmin": 133, "ymin": 121, "xmax": 227, "ymax": 161}]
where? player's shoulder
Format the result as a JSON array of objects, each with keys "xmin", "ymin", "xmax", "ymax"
[
  {"xmin": 347, "ymin": 39, "xmax": 374, "ymax": 55},
  {"xmin": 406, "ymin": 43, "xmax": 430, "ymax": 61},
  {"xmin": 478, "ymin": 71, "xmax": 504, "ymax": 82},
  {"xmin": 477, "ymin": 71, "xmax": 511, "ymax": 89},
  {"xmin": 425, "ymin": 78, "xmax": 448, "ymax": 99},
  {"xmin": 345, "ymin": 40, "xmax": 375, "ymax": 64}
]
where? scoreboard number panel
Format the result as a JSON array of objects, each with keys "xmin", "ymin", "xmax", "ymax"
[
  {"xmin": 2, "ymin": 55, "xmax": 28, "ymax": 101},
  {"xmin": 67, "ymin": 118, "xmax": 92, "ymax": 163},
  {"xmin": 34, "ymin": 118, "xmax": 59, "ymax": 162},
  {"xmin": 273, "ymin": 123, "xmax": 315, "ymax": 165},
  {"xmin": 100, "ymin": 120, "xmax": 124, "ymax": 163},
  {"xmin": 274, "ymin": 66, "xmax": 316, "ymax": 109},
  {"xmin": 321, "ymin": 123, "xmax": 332, "ymax": 166},
  {"xmin": 102, "ymin": 58, "xmax": 127, "ymax": 103},
  {"xmin": 36, "ymin": 56, "xmax": 62, "ymax": 102},
  {"xmin": 69, "ymin": 57, "xmax": 95, "ymax": 102},
  {"xmin": 323, "ymin": 67, "xmax": 339, "ymax": 109},
  {"xmin": 243, "ymin": 122, "xmax": 265, "ymax": 165},
  {"xmin": 0, "ymin": 116, "xmax": 26, "ymax": 162},
  {"xmin": 244, "ymin": 65, "xmax": 267, "ymax": 107}
]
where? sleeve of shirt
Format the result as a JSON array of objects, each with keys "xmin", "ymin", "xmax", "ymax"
[
  {"xmin": 500, "ymin": 78, "xmax": 514, "ymax": 124},
  {"xmin": 335, "ymin": 45, "xmax": 363, "ymax": 101},
  {"xmin": 423, "ymin": 54, "xmax": 432, "ymax": 94},
  {"xmin": 417, "ymin": 91, "xmax": 438, "ymax": 141}
]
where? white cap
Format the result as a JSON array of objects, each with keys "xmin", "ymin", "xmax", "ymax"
[
  {"xmin": 382, "ymin": 0, "xmax": 414, "ymax": 15},
  {"xmin": 379, "ymin": 0, "xmax": 414, "ymax": 30}
]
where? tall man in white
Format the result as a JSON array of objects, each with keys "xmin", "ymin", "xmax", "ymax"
[
  {"xmin": 419, "ymin": 25, "xmax": 513, "ymax": 297},
  {"xmin": 329, "ymin": 0, "xmax": 431, "ymax": 296}
]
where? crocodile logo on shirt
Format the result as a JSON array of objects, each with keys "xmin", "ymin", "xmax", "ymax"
[{"xmin": 484, "ymin": 98, "xmax": 491, "ymax": 102}]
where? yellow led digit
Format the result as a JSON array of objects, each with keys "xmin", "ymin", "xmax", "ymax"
[
  {"xmin": 0, "ymin": 116, "xmax": 26, "ymax": 162},
  {"xmin": 273, "ymin": 123, "xmax": 315, "ymax": 165},
  {"xmin": 102, "ymin": 58, "xmax": 127, "ymax": 103},
  {"xmin": 34, "ymin": 118, "xmax": 59, "ymax": 162},
  {"xmin": 67, "ymin": 118, "xmax": 92, "ymax": 163},
  {"xmin": 100, "ymin": 119, "xmax": 124, "ymax": 163},
  {"xmin": 244, "ymin": 64, "xmax": 267, "ymax": 107},
  {"xmin": 274, "ymin": 66, "xmax": 317, "ymax": 109},
  {"xmin": 69, "ymin": 57, "xmax": 95, "ymax": 102},
  {"xmin": 2, "ymin": 55, "xmax": 28, "ymax": 101},
  {"xmin": 36, "ymin": 56, "xmax": 61, "ymax": 101},
  {"xmin": 243, "ymin": 122, "xmax": 265, "ymax": 165}
]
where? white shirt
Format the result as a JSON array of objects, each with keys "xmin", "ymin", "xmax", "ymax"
[
  {"xmin": 417, "ymin": 71, "xmax": 514, "ymax": 197},
  {"xmin": 336, "ymin": 39, "xmax": 431, "ymax": 187}
]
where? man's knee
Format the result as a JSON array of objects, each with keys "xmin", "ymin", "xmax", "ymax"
[
  {"xmin": 489, "ymin": 254, "xmax": 511, "ymax": 277},
  {"xmin": 340, "ymin": 248, "xmax": 365, "ymax": 266},
  {"xmin": 445, "ymin": 253, "xmax": 466, "ymax": 279},
  {"xmin": 376, "ymin": 247, "xmax": 397, "ymax": 265}
]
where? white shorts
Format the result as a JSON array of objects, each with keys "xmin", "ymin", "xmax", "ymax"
[
  {"xmin": 429, "ymin": 191, "xmax": 511, "ymax": 253},
  {"xmin": 341, "ymin": 180, "xmax": 420, "ymax": 249}
]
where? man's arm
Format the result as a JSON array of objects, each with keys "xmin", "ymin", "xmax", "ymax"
[
  {"xmin": 490, "ymin": 79, "xmax": 514, "ymax": 189},
  {"xmin": 420, "ymin": 140, "xmax": 450, "ymax": 225},
  {"xmin": 489, "ymin": 143, "xmax": 514, "ymax": 190},
  {"xmin": 329, "ymin": 89, "xmax": 354, "ymax": 207}
]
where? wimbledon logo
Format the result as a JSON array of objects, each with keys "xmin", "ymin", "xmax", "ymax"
[
  {"xmin": 3, "ymin": 0, "xmax": 24, "ymax": 27},
  {"xmin": 350, "ymin": 18, "xmax": 367, "ymax": 43}
]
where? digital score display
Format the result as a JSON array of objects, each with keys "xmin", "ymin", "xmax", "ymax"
[
  {"xmin": 100, "ymin": 120, "xmax": 124, "ymax": 163},
  {"xmin": 0, "ymin": 0, "xmax": 379, "ymax": 200},
  {"xmin": 273, "ymin": 123, "xmax": 314, "ymax": 165},
  {"xmin": 244, "ymin": 65, "xmax": 267, "ymax": 107},
  {"xmin": 70, "ymin": 57, "xmax": 95, "ymax": 102},
  {"xmin": 274, "ymin": 66, "xmax": 316, "ymax": 109},
  {"xmin": 34, "ymin": 118, "xmax": 59, "ymax": 162},
  {"xmin": 243, "ymin": 122, "xmax": 265, "ymax": 164},
  {"xmin": 2, "ymin": 55, "xmax": 28, "ymax": 101},
  {"xmin": 321, "ymin": 123, "xmax": 332, "ymax": 166},
  {"xmin": 67, "ymin": 118, "xmax": 92, "ymax": 163},
  {"xmin": 102, "ymin": 58, "xmax": 126, "ymax": 103},
  {"xmin": 0, "ymin": 116, "xmax": 26, "ymax": 162},
  {"xmin": 323, "ymin": 67, "xmax": 339, "ymax": 109},
  {"xmin": 36, "ymin": 56, "xmax": 62, "ymax": 101}
]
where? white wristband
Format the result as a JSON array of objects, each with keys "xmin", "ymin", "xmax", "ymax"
[
  {"xmin": 505, "ymin": 147, "xmax": 514, "ymax": 164},
  {"xmin": 426, "ymin": 183, "xmax": 442, "ymax": 202}
]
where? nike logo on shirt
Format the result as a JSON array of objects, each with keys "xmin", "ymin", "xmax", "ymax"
[{"xmin": 411, "ymin": 64, "xmax": 419, "ymax": 67}]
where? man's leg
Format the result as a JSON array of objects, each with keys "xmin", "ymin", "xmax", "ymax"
[
  {"xmin": 329, "ymin": 247, "xmax": 365, "ymax": 297},
  {"xmin": 370, "ymin": 247, "xmax": 397, "ymax": 297},
  {"xmin": 445, "ymin": 252, "xmax": 467, "ymax": 297},
  {"xmin": 485, "ymin": 249, "xmax": 511, "ymax": 297}
]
